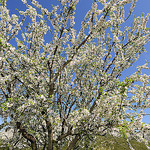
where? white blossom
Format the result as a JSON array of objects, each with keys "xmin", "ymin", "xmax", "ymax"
[{"xmin": 0, "ymin": 0, "xmax": 150, "ymax": 149}]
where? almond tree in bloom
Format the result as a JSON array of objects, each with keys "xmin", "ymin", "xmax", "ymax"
[{"xmin": 0, "ymin": 0, "xmax": 150, "ymax": 149}]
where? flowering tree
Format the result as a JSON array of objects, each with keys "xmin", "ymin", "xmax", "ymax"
[{"xmin": 0, "ymin": 0, "xmax": 150, "ymax": 149}]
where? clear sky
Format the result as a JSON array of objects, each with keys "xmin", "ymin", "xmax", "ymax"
[{"xmin": 1, "ymin": 0, "xmax": 150, "ymax": 124}]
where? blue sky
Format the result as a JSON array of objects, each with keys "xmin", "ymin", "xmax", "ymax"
[
  {"xmin": 1, "ymin": 0, "xmax": 150, "ymax": 124},
  {"xmin": 6, "ymin": 0, "xmax": 150, "ymax": 74}
]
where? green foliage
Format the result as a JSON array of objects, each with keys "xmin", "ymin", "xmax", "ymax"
[
  {"xmin": 93, "ymin": 135, "xmax": 148, "ymax": 150},
  {"xmin": 115, "ymin": 77, "xmax": 134, "ymax": 94},
  {"xmin": 99, "ymin": 86, "xmax": 103, "ymax": 95}
]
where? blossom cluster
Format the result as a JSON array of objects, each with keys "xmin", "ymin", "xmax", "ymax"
[{"xmin": 0, "ymin": 0, "xmax": 150, "ymax": 149}]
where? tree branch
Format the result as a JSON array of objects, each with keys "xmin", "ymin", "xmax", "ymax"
[
  {"xmin": 16, "ymin": 122, "xmax": 37, "ymax": 150},
  {"xmin": 66, "ymin": 135, "xmax": 80, "ymax": 150}
]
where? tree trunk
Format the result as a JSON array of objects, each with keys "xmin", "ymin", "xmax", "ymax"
[
  {"xmin": 16, "ymin": 122, "xmax": 37, "ymax": 150},
  {"xmin": 46, "ymin": 120, "xmax": 53, "ymax": 150}
]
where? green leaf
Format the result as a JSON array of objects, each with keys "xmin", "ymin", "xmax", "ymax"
[{"xmin": 99, "ymin": 86, "xmax": 103, "ymax": 95}]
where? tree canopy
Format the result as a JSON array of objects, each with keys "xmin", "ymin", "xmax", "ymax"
[{"xmin": 0, "ymin": 0, "xmax": 150, "ymax": 149}]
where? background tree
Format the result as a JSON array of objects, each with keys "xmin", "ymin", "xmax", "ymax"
[{"xmin": 0, "ymin": 0, "xmax": 150, "ymax": 149}]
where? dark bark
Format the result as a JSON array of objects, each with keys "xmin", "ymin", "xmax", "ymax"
[
  {"xmin": 90, "ymin": 88, "xmax": 103, "ymax": 113},
  {"xmin": 16, "ymin": 122, "xmax": 37, "ymax": 150},
  {"xmin": 57, "ymin": 127, "xmax": 72, "ymax": 141},
  {"xmin": 49, "ymin": 82, "xmax": 54, "ymax": 97},
  {"xmin": 46, "ymin": 120, "xmax": 53, "ymax": 150}
]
